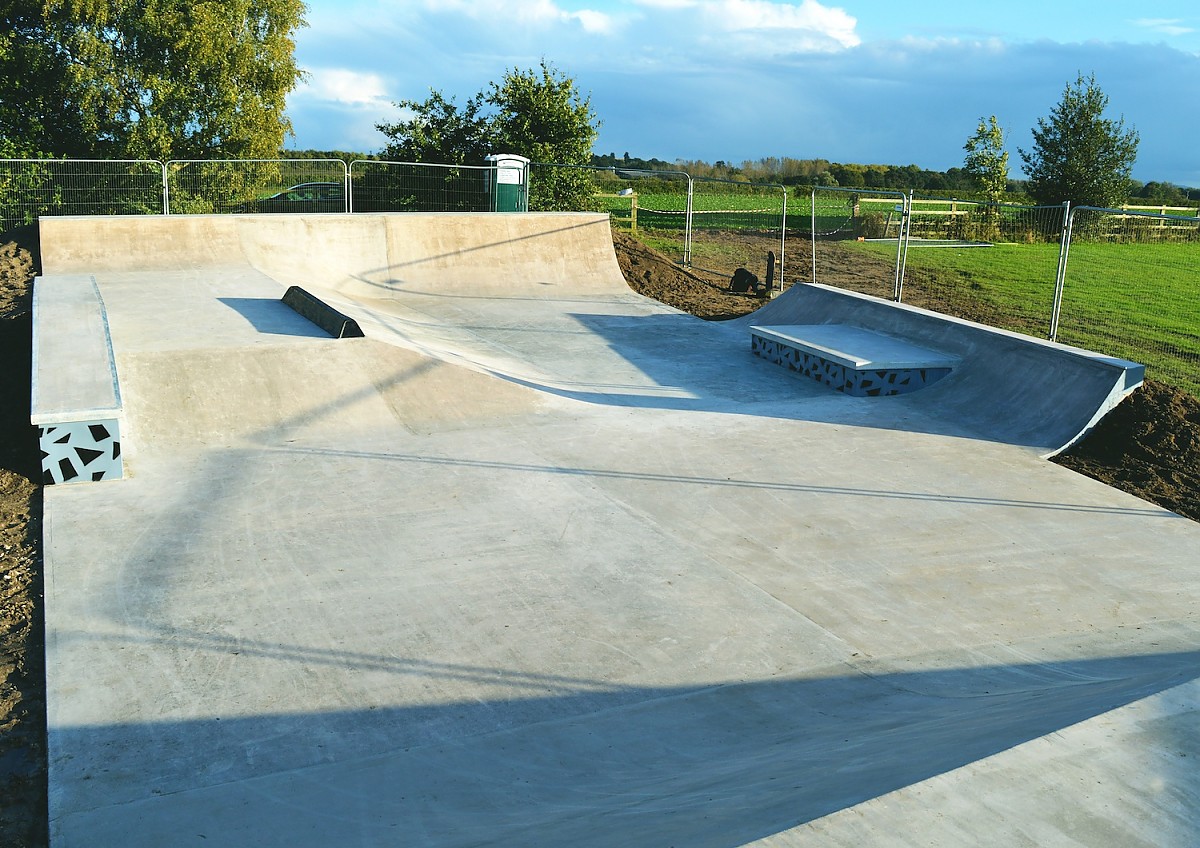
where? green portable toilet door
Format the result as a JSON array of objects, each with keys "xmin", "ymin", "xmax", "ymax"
[{"xmin": 485, "ymin": 153, "xmax": 530, "ymax": 212}]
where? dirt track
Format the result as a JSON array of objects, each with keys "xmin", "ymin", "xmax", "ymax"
[{"xmin": 0, "ymin": 223, "xmax": 1197, "ymax": 846}]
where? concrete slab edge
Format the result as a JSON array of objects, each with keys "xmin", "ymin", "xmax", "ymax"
[
  {"xmin": 30, "ymin": 274, "xmax": 124, "ymax": 424},
  {"xmin": 30, "ymin": 274, "xmax": 126, "ymax": 483}
]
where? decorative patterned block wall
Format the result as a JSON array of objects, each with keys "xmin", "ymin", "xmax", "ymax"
[
  {"xmin": 38, "ymin": 419, "xmax": 123, "ymax": 484},
  {"xmin": 751, "ymin": 335, "xmax": 951, "ymax": 397}
]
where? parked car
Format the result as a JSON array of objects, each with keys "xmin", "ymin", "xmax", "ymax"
[{"xmin": 238, "ymin": 181, "xmax": 345, "ymax": 213}]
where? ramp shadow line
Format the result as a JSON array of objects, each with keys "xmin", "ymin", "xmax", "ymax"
[{"xmin": 277, "ymin": 446, "xmax": 1178, "ymax": 519}]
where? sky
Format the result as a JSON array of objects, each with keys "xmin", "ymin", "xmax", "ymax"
[{"xmin": 287, "ymin": 0, "xmax": 1200, "ymax": 187}]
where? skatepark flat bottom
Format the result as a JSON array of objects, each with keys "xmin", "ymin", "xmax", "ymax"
[{"xmin": 36, "ymin": 214, "xmax": 1200, "ymax": 847}]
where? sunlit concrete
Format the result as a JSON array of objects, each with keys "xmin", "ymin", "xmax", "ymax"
[{"xmin": 38, "ymin": 213, "xmax": 1200, "ymax": 847}]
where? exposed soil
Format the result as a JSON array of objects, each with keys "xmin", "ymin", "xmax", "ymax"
[
  {"xmin": 0, "ymin": 225, "xmax": 47, "ymax": 848},
  {"xmin": 1053, "ymin": 380, "xmax": 1200, "ymax": 519},
  {"xmin": 0, "ymin": 224, "xmax": 1196, "ymax": 845}
]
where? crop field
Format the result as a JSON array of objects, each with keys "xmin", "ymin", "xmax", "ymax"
[{"xmin": 598, "ymin": 187, "xmax": 791, "ymax": 233}]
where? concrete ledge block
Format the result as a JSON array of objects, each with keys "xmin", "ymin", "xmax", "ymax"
[
  {"xmin": 750, "ymin": 324, "xmax": 957, "ymax": 396},
  {"xmin": 31, "ymin": 275, "xmax": 125, "ymax": 484}
]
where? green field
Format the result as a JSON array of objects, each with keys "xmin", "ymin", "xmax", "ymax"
[
  {"xmin": 848, "ymin": 239, "xmax": 1200, "ymax": 397},
  {"xmin": 598, "ymin": 188, "xmax": 791, "ymax": 232}
]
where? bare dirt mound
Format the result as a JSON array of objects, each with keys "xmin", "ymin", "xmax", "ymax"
[
  {"xmin": 1053, "ymin": 379, "xmax": 1200, "ymax": 520},
  {"xmin": 611, "ymin": 229, "xmax": 768, "ymax": 320},
  {"xmin": 0, "ymin": 224, "xmax": 1196, "ymax": 847},
  {"xmin": 0, "ymin": 227, "xmax": 37, "ymax": 321},
  {"xmin": 0, "ymin": 225, "xmax": 47, "ymax": 848}
]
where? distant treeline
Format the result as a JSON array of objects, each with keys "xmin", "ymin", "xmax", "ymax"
[
  {"xmin": 281, "ymin": 149, "xmax": 1197, "ymax": 206},
  {"xmin": 593, "ymin": 151, "xmax": 971, "ymax": 192},
  {"xmin": 592, "ymin": 152, "xmax": 1198, "ymax": 206}
]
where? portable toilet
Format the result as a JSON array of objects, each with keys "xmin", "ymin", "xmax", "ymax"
[{"xmin": 484, "ymin": 153, "xmax": 530, "ymax": 212}]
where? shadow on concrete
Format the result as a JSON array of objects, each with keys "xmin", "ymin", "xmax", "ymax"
[
  {"xmin": 323, "ymin": 294, "xmax": 1103, "ymax": 457},
  {"xmin": 51, "ymin": 639, "xmax": 1200, "ymax": 846},
  {"xmin": 216, "ymin": 297, "xmax": 330, "ymax": 338},
  {"xmin": 279, "ymin": 445, "xmax": 1177, "ymax": 519},
  {"xmin": 560, "ymin": 311, "xmax": 1130, "ymax": 455}
]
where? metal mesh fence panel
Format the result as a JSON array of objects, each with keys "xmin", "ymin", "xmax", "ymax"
[
  {"xmin": 586, "ymin": 167, "xmax": 693, "ymax": 265},
  {"xmin": 349, "ymin": 161, "xmax": 514, "ymax": 213},
  {"xmin": 0, "ymin": 159, "xmax": 165, "ymax": 231},
  {"xmin": 897, "ymin": 199, "xmax": 1067, "ymax": 338},
  {"xmin": 684, "ymin": 177, "xmax": 787, "ymax": 290},
  {"xmin": 903, "ymin": 197, "xmax": 1063, "ymax": 244},
  {"xmin": 1056, "ymin": 207, "xmax": 1200, "ymax": 397},
  {"xmin": 528, "ymin": 163, "xmax": 613, "ymax": 215},
  {"xmin": 524, "ymin": 162, "xmax": 600, "ymax": 212},
  {"xmin": 810, "ymin": 187, "xmax": 906, "ymax": 300},
  {"xmin": 543, "ymin": 166, "xmax": 787, "ymax": 287},
  {"xmin": 167, "ymin": 159, "xmax": 348, "ymax": 214}
]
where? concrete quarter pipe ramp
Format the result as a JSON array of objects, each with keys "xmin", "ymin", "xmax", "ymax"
[{"xmin": 36, "ymin": 213, "xmax": 1200, "ymax": 846}]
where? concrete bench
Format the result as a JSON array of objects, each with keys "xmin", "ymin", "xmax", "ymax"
[
  {"xmin": 750, "ymin": 324, "xmax": 958, "ymax": 396},
  {"xmin": 31, "ymin": 275, "xmax": 124, "ymax": 484}
]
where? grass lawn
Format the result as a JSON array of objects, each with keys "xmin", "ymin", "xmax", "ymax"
[{"xmin": 847, "ymin": 238, "xmax": 1200, "ymax": 396}]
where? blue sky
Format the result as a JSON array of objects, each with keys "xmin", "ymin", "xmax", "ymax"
[{"xmin": 287, "ymin": 1, "xmax": 1200, "ymax": 186}]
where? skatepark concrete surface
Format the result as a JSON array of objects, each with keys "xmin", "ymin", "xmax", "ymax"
[{"xmin": 36, "ymin": 213, "xmax": 1200, "ymax": 846}]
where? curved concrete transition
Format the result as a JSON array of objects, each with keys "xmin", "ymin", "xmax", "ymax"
[{"xmin": 37, "ymin": 213, "xmax": 1200, "ymax": 847}]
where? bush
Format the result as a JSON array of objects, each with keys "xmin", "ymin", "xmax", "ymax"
[{"xmin": 856, "ymin": 211, "xmax": 887, "ymax": 239}]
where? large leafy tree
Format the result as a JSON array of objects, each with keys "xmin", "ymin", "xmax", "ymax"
[
  {"xmin": 1019, "ymin": 73, "xmax": 1139, "ymax": 208},
  {"xmin": 378, "ymin": 90, "xmax": 490, "ymax": 166},
  {"xmin": 963, "ymin": 115, "xmax": 1009, "ymax": 204},
  {"xmin": 0, "ymin": 0, "xmax": 307, "ymax": 160},
  {"xmin": 378, "ymin": 61, "xmax": 600, "ymax": 211},
  {"xmin": 489, "ymin": 62, "xmax": 598, "ymax": 211}
]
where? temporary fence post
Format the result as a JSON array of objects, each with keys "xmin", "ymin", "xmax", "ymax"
[
  {"xmin": 810, "ymin": 187, "xmax": 817, "ymax": 285},
  {"xmin": 779, "ymin": 188, "xmax": 787, "ymax": 290},
  {"xmin": 894, "ymin": 191, "xmax": 913, "ymax": 301},
  {"xmin": 161, "ymin": 161, "xmax": 169, "ymax": 215},
  {"xmin": 1050, "ymin": 201, "xmax": 1073, "ymax": 342},
  {"xmin": 340, "ymin": 160, "xmax": 350, "ymax": 213},
  {"xmin": 684, "ymin": 176, "xmax": 694, "ymax": 267}
]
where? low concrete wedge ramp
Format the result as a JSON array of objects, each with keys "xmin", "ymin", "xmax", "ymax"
[{"xmin": 37, "ymin": 214, "xmax": 1200, "ymax": 847}]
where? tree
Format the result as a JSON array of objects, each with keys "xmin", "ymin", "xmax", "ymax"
[
  {"xmin": 378, "ymin": 61, "xmax": 599, "ymax": 211},
  {"xmin": 488, "ymin": 62, "xmax": 598, "ymax": 211},
  {"xmin": 0, "ymin": 0, "xmax": 308, "ymax": 160},
  {"xmin": 1135, "ymin": 181, "xmax": 1186, "ymax": 205},
  {"xmin": 1019, "ymin": 73, "xmax": 1139, "ymax": 208},
  {"xmin": 829, "ymin": 163, "xmax": 865, "ymax": 187},
  {"xmin": 963, "ymin": 116, "xmax": 1009, "ymax": 204},
  {"xmin": 377, "ymin": 90, "xmax": 490, "ymax": 166}
]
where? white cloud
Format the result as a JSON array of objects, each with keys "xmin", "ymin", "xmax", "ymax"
[
  {"xmin": 1132, "ymin": 18, "xmax": 1194, "ymax": 38},
  {"xmin": 647, "ymin": 0, "xmax": 861, "ymax": 57},
  {"xmin": 425, "ymin": 0, "xmax": 615, "ymax": 34},
  {"xmin": 574, "ymin": 9, "xmax": 616, "ymax": 34},
  {"xmin": 297, "ymin": 68, "xmax": 391, "ymax": 107},
  {"xmin": 633, "ymin": 0, "xmax": 698, "ymax": 8},
  {"xmin": 714, "ymin": 0, "xmax": 858, "ymax": 46}
]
